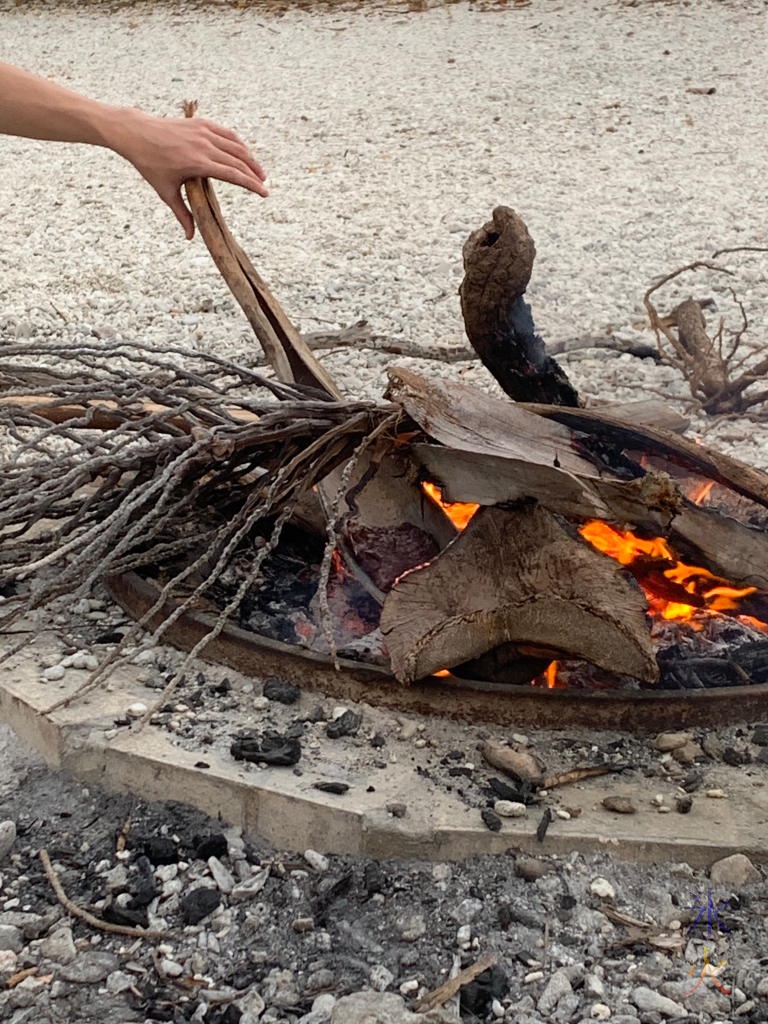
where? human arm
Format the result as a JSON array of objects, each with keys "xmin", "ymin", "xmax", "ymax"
[{"xmin": 0, "ymin": 62, "xmax": 268, "ymax": 239}]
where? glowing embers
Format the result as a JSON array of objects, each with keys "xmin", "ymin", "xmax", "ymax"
[{"xmin": 579, "ymin": 519, "xmax": 763, "ymax": 629}]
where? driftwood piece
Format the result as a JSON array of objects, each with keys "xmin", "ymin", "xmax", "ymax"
[
  {"xmin": 386, "ymin": 368, "xmax": 597, "ymax": 476},
  {"xmin": 183, "ymin": 102, "xmax": 342, "ymax": 399},
  {"xmin": 380, "ymin": 504, "xmax": 657, "ymax": 684},
  {"xmin": 459, "ymin": 206, "xmax": 579, "ymax": 406}
]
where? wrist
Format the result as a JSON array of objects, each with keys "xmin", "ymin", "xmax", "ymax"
[{"xmin": 93, "ymin": 104, "xmax": 148, "ymax": 157}]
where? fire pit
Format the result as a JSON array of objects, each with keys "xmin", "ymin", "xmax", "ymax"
[{"xmin": 2, "ymin": 171, "xmax": 768, "ymax": 735}]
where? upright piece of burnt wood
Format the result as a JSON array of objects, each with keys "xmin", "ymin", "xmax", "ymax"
[
  {"xmin": 380, "ymin": 504, "xmax": 658, "ymax": 685},
  {"xmin": 459, "ymin": 206, "xmax": 580, "ymax": 406}
]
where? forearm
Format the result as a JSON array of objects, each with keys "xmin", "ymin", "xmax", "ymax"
[{"xmin": 0, "ymin": 62, "xmax": 119, "ymax": 146}]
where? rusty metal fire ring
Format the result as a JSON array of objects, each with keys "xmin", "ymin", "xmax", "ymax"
[{"xmin": 106, "ymin": 572, "xmax": 768, "ymax": 733}]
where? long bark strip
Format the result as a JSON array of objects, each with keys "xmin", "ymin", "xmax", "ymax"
[{"xmin": 182, "ymin": 102, "xmax": 342, "ymax": 399}]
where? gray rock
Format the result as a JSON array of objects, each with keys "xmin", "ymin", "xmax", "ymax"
[
  {"xmin": 0, "ymin": 925, "xmax": 22, "ymax": 953},
  {"xmin": 0, "ymin": 821, "xmax": 16, "ymax": 862},
  {"xmin": 538, "ymin": 969, "xmax": 573, "ymax": 1015},
  {"xmin": 106, "ymin": 970, "xmax": 135, "ymax": 994},
  {"xmin": 709, "ymin": 853, "xmax": 761, "ymax": 887},
  {"xmin": 330, "ymin": 991, "xmax": 455, "ymax": 1023},
  {"xmin": 207, "ymin": 855, "xmax": 235, "ymax": 894},
  {"xmin": 450, "ymin": 898, "xmax": 483, "ymax": 924},
  {"xmin": 304, "ymin": 850, "xmax": 329, "ymax": 873},
  {"xmin": 631, "ymin": 985, "xmax": 686, "ymax": 1017},
  {"xmin": 0, "ymin": 911, "xmax": 52, "ymax": 940},
  {"xmin": 263, "ymin": 967, "xmax": 301, "ymax": 1009},
  {"xmin": 230, "ymin": 867, "xmax": 270, "ymax": 901},
  {"xmin": 59, "ymin": 951, "xmax": 120, "ymax": 984},
  {"xmin": 370, "ymin": 964, "xmax": 395, "ymax": 991},
  {"xmin": 38, "ymin": 924, "xmax": 77, "ymax": 964},
  {"xmin": 396, "ymin": 913, "xmax": 426, "ymax": 942}
]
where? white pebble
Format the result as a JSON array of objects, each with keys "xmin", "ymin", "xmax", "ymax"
[
  {"xmin": 303, "ymin": 849, "xmax": 329, "ymax": 873},
  {"xmin": 590, "ymin": 877, "xmax": 616, "ymax": 900},
  {"xmin": 591, "ymin": 1003, "xmax": 612, "ymax": 1020},
  {"xmin": 126, "ymin": 702, "xmax": 148, "ymax": 718},
  {"xmin": 706, "ymin": 788, "xmax": 726, "ymax": 799},
  {"xmin": 399, "ymin": 979, "xmax": 419, "ymax": 996},
  {"xmin": 42, "ymin": 665, "xmax": 66, "ymax": 681},
  {"xmin": 493, "ymin": 800, "xmax": 527, "ymax": 818}
]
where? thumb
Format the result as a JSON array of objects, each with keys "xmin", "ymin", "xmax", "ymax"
[{"xmin": 166, "ymin": 188, "xmax": 195, "ymax": 240}]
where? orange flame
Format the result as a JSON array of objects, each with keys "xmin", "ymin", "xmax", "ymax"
[
  {"xmin": 579, "ymin": 519, "xmax": 760, "ymax": 626},
  {"xmin": 422, "ymin": 481, "xmax": 479, "ymax": 531}
]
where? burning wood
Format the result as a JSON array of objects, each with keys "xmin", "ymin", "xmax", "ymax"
[{"xmin": 3, "ymin": 183, "xmax": 768, "ymax": 706}]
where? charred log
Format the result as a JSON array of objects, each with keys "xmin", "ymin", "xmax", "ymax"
[{"xmin": 459, "ymin": 206, "xmax": 579, "ymax": 407}]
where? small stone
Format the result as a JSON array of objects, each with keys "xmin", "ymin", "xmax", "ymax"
[
  {"xmin": 181, "ymin": 887, "xmax": 221, "ymax": 925},
  {"xmin": 676, "ymin": 795, "xmax": 693, "ymax": 814},
  {"xmin": 126, "ymin": 702, "xmax": 148, "ymax": 718},
  {"xmin": 525, "ymin": 970, "xmax": 544, "ymax": 984},
  {"xmin": 584, "ymin": 974, "xmax": 605, "ymax": 999},
  {"xmin": 515, "ymin": 857, "xmax": 552, "ymax": 882},
  {"xmin": 538, "ymin": 970, "xmax": 573, "ymax": 1015},
  {"xmin": 304, "ymin": 849, "xmax": 329, "ymax": 873},
  {"xmin": 326, "ymin": 710, "xmax": 362, "ymax": 739},
  {"xmin": 42, "ymin": 664, "xmax": 66, "ymax": 681},
  {"xmin": 293, "ymin": 917, "xmax": 315, "ymax": 933},
  {"xmin": 106, "ymin": 970, "xmax": 134, "ymax": 994},
  {"xmin": 159, "ymin": 958, "xmax": 184, "ymax": 977},
  {"xmin": 38, "ymin": 924, "xmax": 77, "ymax": 963},
  {"xmin": 230, "ymin": 867, "xmax": 270, "ymax": 901},
  {"xmin": 386, "ymin": 803, "xmax": 407, "ymax": 818},
  {"xmin": 396, "ymin": 913, "xmax": 426, "ymax": 942},
  {"xmin": 60, "ymin": 951, "xmax": 119, "ymax": 984},
  {"xmin": 710, "ymin": 853, "xmax": 761, "ymax": 887},
  {"xmin": 494, "ymin": 800, "xmax": 527, "ymax": 818},
  {"xmin": 655, "ymin": 731, "xmax": 691, "ymax": 752},
  {"xmin": 490, "ymin": 997, "xmax": 505, "ymax": 1019},
  {"xmin": 590, "ymin": 877, "xmax": 615, "ymax": 901},
  {"xmin": 0, "ymin": 822, "xmax": 16, "ymax": 862},
  {"xmin": 706, "ymin": 788, "xmax": 726, "ymax": 799},
  {"xmin": 0, "ymin": 925, "xmax": 22, "ymax": 953},
  {"xmin": 602, "ymin": 796, "xmax": 637, "ymax": 814},
  {"xmin": 554, "ymin": 808, "xmax": 570, "ymax": 820},
  {"xmin": 0, "ymin": 949, "xmax": 17, "ymax": 973},
  {"xmin": 263, "ymin": 678, "xmax": 301, "ymax": 705},
  {"xmin": 399, "ymin": 978, "xmax": 419, "ymax": 996},
  {"xmin": 207, "ymin": 855, "xmax": 235, "ymax": 893},
  {"xmin": 451, "ymin": 898, "xmax": 483, "ymax": 925},
  {"xmin": 482, "ymin": 808, "xmax": 502, "ymax": 832},
  {"xmin": 369, "ymin": 964, "xmax": 395, "ymax": 991},
  {"xmin": 456, "ymin": 924, "xmax": 472, "ymax": 946},
  {"xmin": 591, "ymin": 1004, "xmax": 612, "ymax": 1020},
  {"xmin": 631, "ymin": 985, "xmax": 685, "ymax": 1017},
  {"xmin": 672, "ymin": 741, "xmax": 703, "ymax": 765}
]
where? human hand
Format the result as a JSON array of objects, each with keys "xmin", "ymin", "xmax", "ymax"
[{"xmin": 106, "ymin": 109, "xmax": 268, "ymax": 239}]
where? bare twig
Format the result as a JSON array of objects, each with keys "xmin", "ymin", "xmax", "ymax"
[
  {"xmin": 39, "ymin": 848, "xmax": 169, "ymax": 941},
  {"xmin": 414, "ymin": 953, "xmax": 497, "ymax": 1013}
]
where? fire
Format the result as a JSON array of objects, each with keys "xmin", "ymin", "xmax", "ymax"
[
  {"xmin": 421, "ymin": 481, "xmax": 479, "ymax": 531},
  {"xmin": 579, "ymin": 519, "xmax": 760, "ymax": 626},
  {"xmin": 544, "ymin": 661, "xmax": 559, "ymax": 689}
]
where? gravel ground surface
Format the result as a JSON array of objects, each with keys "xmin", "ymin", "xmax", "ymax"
[{"xmin": 1, "ymin": 1, "xmax": 768, "ymax": 1023}]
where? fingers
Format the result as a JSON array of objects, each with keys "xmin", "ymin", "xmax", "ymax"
[
  {"xmin": 207, "ymin": 132, "xmax": 266, "ymax": 182},
  {"xmin": 205, "ymin": 160, "xmax": 269, "ymax": 198},
  {"xmin": 166, "ymin": 189, "xmax": 195, "ymax": 240}
]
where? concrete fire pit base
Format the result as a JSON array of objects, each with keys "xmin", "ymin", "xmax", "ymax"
[{"xmin": 1, "ymin": 632, "xmax": 766, "ymax": 867}]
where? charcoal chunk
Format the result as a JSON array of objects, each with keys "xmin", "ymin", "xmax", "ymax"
[
  {"xmin": 194, "ymin": 833, "xmax": 229, "ymax": 860},
  {"xmin": 326, "ymin": 710, "xmax": 362, "ymax": 739},
  {"xmin": 181, "ymin": 887, "xmax": 221, "ymax": 925},
  {"xmin": 230, "ymin": 732, "xmax": 302, "ymax": 766},
  {"xmin": 142, "ymin": 837, "xmax": 178, "ymax": 865},
  {"xmin": 263, "ymin": 678, "xmax": 301, "ymax": 705},
  {"xmin": 313, "ymin": 781, "xmax": 350, "ymax": 795},
  {"xmin": 481, "ymin": 808, "xmax": 502, "ymax": 832}
]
